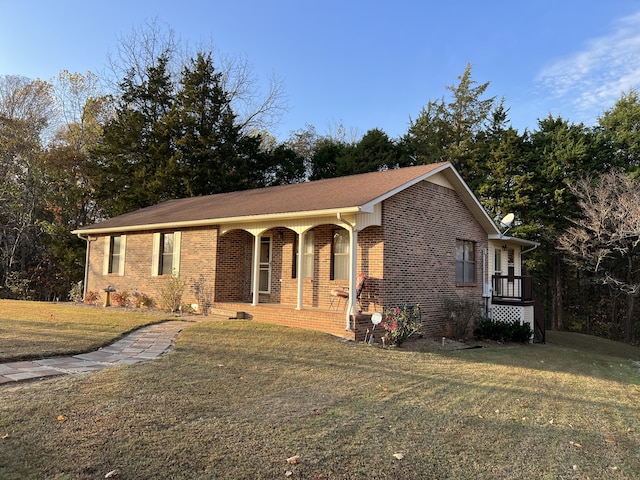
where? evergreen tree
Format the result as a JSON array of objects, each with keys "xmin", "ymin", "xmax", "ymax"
[
  {"xmin": 336, "ymin": 128, "xmax": 399, "ymax": 175},
  {"xmin": 90, "ymin": 52, "xmax": 176, "ymax": 216},
  {"xmin": 404, "ymin": 64, "xmax": 496, "ymax": 182}
]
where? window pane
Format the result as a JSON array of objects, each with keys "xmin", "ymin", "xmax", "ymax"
[
  {"xmin": 334, "ymin": 230, "xmax": 348, "ymax": 254},
  {"xmin": 111, "ymin": 236, "xmax": 121, "ymax": 255},
  {"xmin": 162, "ymin": 233, "xmax": 174, "ymax": 254},
  {"xmin": 455, "ymin": 240, "xmax": 463, "ymax": 261},
  {"xmin": 464, "ymin": 241, "xmax": 474, "ymax": 261},
  {"xmin": 109, "ymin": 236, "xmax": 121, "ymax": 274},
  {"xmin": 259, "ymin": 269, "xmax": 269, "ymax": 292},
  {"xmin": 464, "ymin": 262, "xmax": 475, "ymax": 283},
  {"xmin": 456, "ymin": 261, "xmax": 464, "ymax": 283},
  {"xmin": 160, "ymin": 233, "xmax": 174, "ymax": 275},
  {"xmin": 332, "ymin": 230, "xmax": 349, "ymax": 281},
  {"xmin": 303, "ymin": 232, "xmax": 314, "ymax": 278},
  {"xmin": 260, "ymin": 238, "xmax": 270, "ymax": 263},
  {"xmin": 334, "ymin": 255, "xmax": 349, "ymax": 280}
]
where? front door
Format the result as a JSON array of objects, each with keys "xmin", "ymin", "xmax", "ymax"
[{"xmin": 259, "ymin": 236, "xmax": 271, "ymax": 293}]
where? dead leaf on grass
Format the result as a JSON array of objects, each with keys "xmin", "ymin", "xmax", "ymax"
[
  {"xmin": 105, "ymin": 469, "xmax": 119, "ymax": 478},
  {"xmin": 2, "ymin": 433, "xmax": 9, "ymax": 439},
  {"xmin": 392, "ymin": 453, "xmax": 405, "ymax": 460},
  {"xmin": 57, "ymin": 415, "xmax": 66, "ymax": 422},
  {"xmin": 287, "ymin": 455, "xmax": 300, "ymax": 465},
  {"xmin": 519, "ymin": 403, "xmax": 527, "ymax": 408},
  {"xmin": 284, "ymin": 471, "xmax": 293, "ymax": 478},
  {"xmin": 605, "ymin": 438, "xmax": 615, "ymax": 443},
  {"xmin": 570, "ymin": 441, "xmax": 582, "ymax": 448}
]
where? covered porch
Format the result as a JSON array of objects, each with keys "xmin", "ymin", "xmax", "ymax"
[{"xmin": 211, "ymin": 208, "xmax": 384, "ymax": 338}]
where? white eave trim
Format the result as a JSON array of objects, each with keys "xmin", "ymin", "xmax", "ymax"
[
  {"xmin": 489, "ymin": 234, "xmax": 539, "ymax": 247},
  {"xmin": 359, "ymin": 163, "xmax": 449, "ymax": 212},
  {"xmin": 72, "ymin": 206, "xmax": 363, "ymax": 235}
]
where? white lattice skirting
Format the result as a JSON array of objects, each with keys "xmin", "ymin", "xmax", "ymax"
[{"xmin": 491, "ymin": 304, "xmax": 534, "ymax": 342}]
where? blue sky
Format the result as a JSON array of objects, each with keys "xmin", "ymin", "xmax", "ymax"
[{"xmin": 2, "ymin": 0, "xmax": 640, "ymax": 141}]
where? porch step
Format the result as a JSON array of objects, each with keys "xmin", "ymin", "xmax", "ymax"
[{"xmin": 208, "ymin": 306, "xmax": 247, "ymax": 319}]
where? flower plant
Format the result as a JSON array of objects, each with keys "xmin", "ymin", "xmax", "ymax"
[{"xmin": 381, "ymin": 304, "xmax": 422, "ymax": 346}]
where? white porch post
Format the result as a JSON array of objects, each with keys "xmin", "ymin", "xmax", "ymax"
[
  {"xmin": 252, "ymin": 234, "xmax": 261, "ymax": 306},
  {"xmin": 296, "ymin": 232, "xmax": 304, "ymax": 310},
  {"xmin": 345, "ymin": 228, "xmax": 358, "ymax": 330}
]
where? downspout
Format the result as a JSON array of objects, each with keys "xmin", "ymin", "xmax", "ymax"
[
  {"xmin": 337, "ymin": 213, "xmax": 356, "ymax": 331},
  {"xmin": 521, "ymin": 244, "xmax": 538, "ymax": 255},
  {"xmin": 75, "ymin": 233, "xmax": 91, "ymax": 300},
  {"xmin": 482, "ymin": 247, "xmax": 490, "ymax": 317}
]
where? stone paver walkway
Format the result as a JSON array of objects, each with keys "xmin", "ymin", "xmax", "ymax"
[{"xmin": 0, "ymin": 321, "xmax": 187, "ymax": 384}]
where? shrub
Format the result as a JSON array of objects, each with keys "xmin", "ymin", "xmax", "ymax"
[
  {"xmin": 474, "ymin": 318, "xmax": 532, "ymax": 343},
  {"xmin": 132, "ymin": 291, "xmax": 154, "ymax": 308},
  {"xmin": 5, "ymin": 272, "xmax": 31, "ymax": 300},
  {"xmin": 159, "ymin": 275, "xmax": 186, "ymax": 312},
  {"xmin": 381, "ymin": 304, "xmax": 422, "ymax": 346},
  {"xmin": 110, "ymin": 290, "xmax": 130, "ymax": 307},
  {"xmin": 69, "ymin": 281, "xmax": 84, "ymax": 303},
  {"xmin": 83, "ymin": 291, "xmax": 101, "ymax": 304},
  {"xmin": 191, "ymin": 274, "xmax": 213, "ymax": 315},
  {"xmin": 442, "ymin": 296, "xmax": 482, "ymax": 339}
]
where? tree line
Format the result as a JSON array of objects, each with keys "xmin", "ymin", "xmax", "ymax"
[{"xmin": 2, "ymin": 23, "xmax": 640, "ymax": 343}]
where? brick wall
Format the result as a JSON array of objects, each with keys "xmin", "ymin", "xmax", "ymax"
[
  {"xmin": 86, "ymin": 226, "xmax": 220, "ymax": 308},
  {"xmin": 213, "ymin": 302, "xmax": 353, "ymax": 340},
  {"xmin": 83, "ymin": 179, "xmax": 487, "ymax": 339},
  {"xmin": 381, "ymin": 180, "xmax": 487, "ymax": 336}
]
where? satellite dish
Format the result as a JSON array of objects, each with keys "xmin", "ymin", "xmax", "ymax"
[
  {"xmin": 499, "ymin": 213, "xmax": 515, "ymax": 237},
  {"xmin": 500, "ymin": 213, "xmax": 515, "ymax": 228},
  {"xmin": 371, "ymin": 312, "xmax": 382, "ymax": 325}
]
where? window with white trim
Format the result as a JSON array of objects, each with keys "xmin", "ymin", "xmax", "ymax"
[
  {"xmin": 152, "ymin": 232, "xmax": 182, "ymax": 276},
  {"xmin": 103, "ymin": 235, "xmax": 126, "ymax": 276},
  {"xmin": 331, "ymin": 229, "xmax": 349, "ymax": 281},
  {"xmin": 302, "ymin": 231, "xmax": 314, "ymax": 279},
  {"xmin": 455, "ymin": 239, "xmax": 476, "ymax": 284}
]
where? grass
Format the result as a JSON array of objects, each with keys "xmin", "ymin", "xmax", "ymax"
[
  {"xmin": 0, "ymin": 300, "xmax": 174, "ymax": 362},
  {"xmin": 1, "ymin": 308, "xmax": 639, "ymax": 479}
]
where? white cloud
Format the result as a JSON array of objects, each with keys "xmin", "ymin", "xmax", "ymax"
[{"xmin": 537, "ymin": 10, "xmax": 640, "ymax": 123}]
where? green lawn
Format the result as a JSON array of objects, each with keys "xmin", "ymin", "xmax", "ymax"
[
  {"xmin": 1, "ymin": 307, "xmax": 639, "ymax": 479},
  {"xmin": 0, "ymin": 300, "xmax": 174, "ymax": 362}
]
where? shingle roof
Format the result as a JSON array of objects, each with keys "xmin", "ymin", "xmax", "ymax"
[{"xmin": 74, "ymin": 163, "xmax": 452, "ymax": 233}]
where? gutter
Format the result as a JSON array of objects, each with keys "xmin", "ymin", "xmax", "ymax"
[
  {"xmin": 71, "ymin": 206, "xmax": 363, "ymax": 236},
  {"xmin": 75, "ymin": 233, "xmax": 92, "ymax": 300},
  {"xmin": 337, "ymin": 212, "xmax": 356, "ymax": 332}
]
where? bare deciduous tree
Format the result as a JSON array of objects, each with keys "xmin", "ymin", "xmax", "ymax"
[
  {"xmin": 103, "ymin": 18, "xmax": 287, "ymax": 133},
  {"xmin": 558, "ymin": 171, "xmax": 640, "ymax": 342}
]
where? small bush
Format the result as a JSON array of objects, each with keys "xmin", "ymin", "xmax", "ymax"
[
  {"xmin": 132, "ymin": 292, "xmax": 154, "ymax": 308},
  {"xmin": 69, "ymin": 281, "xmax": 84, "ymax": 303},
  {"xmin": 191, "ymin": 274, "xmax": 213, "ymax": 315},
  {"xmin": 442, "ymin": 296, "xmax": 482, "ymax": 339},
  {"xmin": 381, "ymin": 304, "xmax": 422, "ymax": 346},
  {"xmin": 474, "ymin": 318, "xmax": 532, "ymax": 343},
  {"xmin": 83, "ymin": 290, "xmax": 101, "ymax": 304},
  {"xmin": 110, "ymin": 290, "xmax": 130, "ymax": 307},
  {"xmin": 159, "ymin": 275, "xmax": 186, "ymax": 312}
]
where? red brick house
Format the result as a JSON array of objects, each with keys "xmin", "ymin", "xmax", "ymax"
[{"xmin": 73, "ymin": 162, "xmax": 540, "ymax": 341}]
